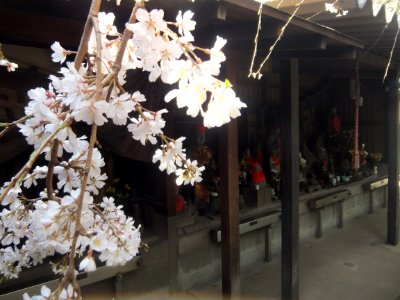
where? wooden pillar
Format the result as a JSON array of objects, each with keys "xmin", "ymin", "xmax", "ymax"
[
  {"xmin": 162, "ymin": 121, "xmax": 179, "ymax": 293},
  {"xmin": 280, "ymin": 58, "xmax": 300, "ymax": 300},
  {"xmin": 219, "ymin": 119, "xmax": 240, "ymax": 299},
  {"xmin": 387, "ymin": 70, "xmax": 400, "ymax": 245}
]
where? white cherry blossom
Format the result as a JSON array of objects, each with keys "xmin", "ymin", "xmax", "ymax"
[
  {"xmin": 79, "ymin": 256, "xmax": 97, "ymax": 272},
  {"xmin": 152, "ymin": 137, "xmax": 186, "ymax": 174},
  {"xmin": 0, "ymin": 58, "xmax": 18, "ymax": 72},
  {"xmin": 51, "ymin": 41, "xmax": 68, "ymax": 63},
  {"xmin": 98, "ymin": 12, "xmax": 118, "ymax": 35},
  {"xmin": 90, "ymin": 234, "xmax": 109, "ymax": 252},
  {"xmin": 59, "ymin": 285, "xmax": 77, "ymax": 300},
  {"xmin": 73, "ymin": 100, "xmax": 109, "ymax": 126},
  {"xmin": 176, "ymin": 10, "xmax": 196, "ymax": 41},
  {"xmin": 175, "ymin": 159, "xmax": 205, "ymax": 185},
  {"xmin": 126, "ymin": 8, "xmax": 167, "ymax": 37},
  {"xmin": 107, "ymin": 93, "xmax": 136, "ymax": 125},
  {"xmin": 210, "ymin": 36, "xmax": 227, "ymax": 63},
  {"xmin": 23, "ymin": 285, "xmax": 51, "ymax": 300},
  {"xmin": 128, "ymin": 109, "xmax": 167, "ymax": 145}
]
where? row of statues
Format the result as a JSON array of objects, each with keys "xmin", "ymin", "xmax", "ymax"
[{"xmin": 177, "ymin": 104, "xmax": 382, "ymax": 214}]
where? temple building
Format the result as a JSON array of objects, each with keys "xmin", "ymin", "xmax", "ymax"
[{"xmin": 0, "ymin": 0, "xmax": 399, "ymax": 299}]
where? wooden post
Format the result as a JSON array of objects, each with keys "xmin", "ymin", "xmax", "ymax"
[
  {"xmin": 280, "ymin": 58, "xmax": 300, "ymax": 300},
  {"xmin": 166, "ymin": 173, "xmax": 179, "ymax": 293},
  {"xmin": 387, "ymin": 70, "xmax": 400, "ymax": 245},
  {"xmin": 219, "ymin": 119, "xmax": 240, "ymax": 300}
]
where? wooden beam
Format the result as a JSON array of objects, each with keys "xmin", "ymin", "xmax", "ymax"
[
  {"xmin": 196, "ymin": 21, "xmax": 283, "ymax": 44},
  {"xmin": 0, "ymin": 9, "xmax": 83, "ymax": 48},
  {"xmin": 222, "ymin": 0, "xmax": 365, "ymax": 49},
  {"xmin": 219, "ymin": 120, "xmax": 240, "ymax": 299},
  {"xmin": 386, "ymin": 70, "xmax": 400, "ymax": 245},
  {"xmin": 303, "ymin": 0, "xmax": 372, "ymax": 21},
  {"xmin": 271, "ymin": 47, "xmax": 357, "ymax": 59},
  {"xmin": 274, "ymin": 35, "xmax": 327, "ymax": 50},
  {"xmin": 267, "ymin": 0, "xmax": 360, "ymax": 17},
  {"xmin": 359, "ymin": 51, "xmax": 400, "ymax": 70},
  {"xmin": 227, "ymin": 35, "xmax": 327, "ymax": 53},
  {"xmin": 280, "ymin": 58, "xmax": 300, "ymax": 300},
  {"xmin": 319, "ymin": 11, "xmax": 387, "ymax": 28},
  {"xmin": 334, "ymin": 23, "xmax": 398, "ymax": 35}
]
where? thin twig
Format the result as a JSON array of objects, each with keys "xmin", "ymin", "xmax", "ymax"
[
  {"xmin": 0, "ymin": 115, "xmax": 32, "ymax": 140},
  {"xmin": 383, "ymin": 26, "xmax": 400, "ymax": 82},
  {"xmin": 248, "ymin": 1, "xmax": 263, "ymax": 78},
  {"xmin": 306, "ymin": 11, "xmax": 324, "ymax": 20},
  {"xmin": 92, "ymin": 16, "xmax": 103, "ymax": 98},
  {"xmin": 0, "ymin": 120, "xmax": 72, "ymax": 204},
  {"xmin": 250, "ymin": 0, "xmax": 305, "ymax": 79},
  {"xmin": 90, "ymin": 205, "xmax": 119, "ymax": 237},
  {"xmin": 66, "ymin": 123, "xmax": 97, "ymax": 293},
  {"xmin": 112, "ymin": 0, "xmax": 144, "ymax": 75}
]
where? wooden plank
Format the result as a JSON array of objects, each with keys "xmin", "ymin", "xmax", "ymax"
[
  {"xmin": 308, "ymin": 190, "xmax": 351, "ymax": 209},
  {"xmin": 211, "ymin": 210, "xmax": 281, "ymax": 242},
  {"xmin": 369, "ymin": 178, "xmax": 388, "ymax": 190},
  {"xmin": 280, "ymin": 58, "xmax": 300, "ymax": 300},
  {"xmin": 219, "ymin": 119, "xmax": 240, "ymax": 299},
  {"xmin": 387, "ymin": 70, "xmax": 400, "ymax": 245}
]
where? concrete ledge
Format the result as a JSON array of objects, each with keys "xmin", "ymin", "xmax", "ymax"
[{"xmin": 176, "ymin": 175, "xmax": 387, "ymax": 289}]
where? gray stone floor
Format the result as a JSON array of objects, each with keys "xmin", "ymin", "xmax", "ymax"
[
  {"xmin": 124, "ymin": 207, "xmax": 400, "ymax": 300},
  {"xmin": 80, "ymin": 207, "xmax": 400, "ymax": 300}
]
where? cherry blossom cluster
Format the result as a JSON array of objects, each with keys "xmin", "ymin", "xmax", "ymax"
[
  {"xmin": 0, "ymin": 44, "xmax": 18, "ymax": 72},
  {"xmin": 0, "ymin": 64, "xmax": 141, "ymax": 292},
  {"xmin": 49, "ymin": 8, "xmax": 245, "ymax": 182},
  {"xmin": 325, "ymin": 1, "xmax": 348, "ymax": 17},
  {"xmin": 0, "ymin": 0, "xmax": 245, "ymax": 298},
  {"xmin": 0, "ymin": 58, "xmax": 18, "ymax": 72}
]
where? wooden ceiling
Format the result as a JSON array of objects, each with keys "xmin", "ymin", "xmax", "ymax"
[
  {"xmin": 0, "ymin": 0, "xmax": 392, "ymax": 74},
  {"xmin": 267, "ymin": 0, "xmax": 400, "ymax": 65}
]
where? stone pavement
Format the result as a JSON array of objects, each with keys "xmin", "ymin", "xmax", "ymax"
[
  {"xmin": 81, "ymin": 207, "xmax": 400, "ymax": 300},
  {"xmin": 127, "ymin": 207, "xmax": 400, "ymax": 300}
]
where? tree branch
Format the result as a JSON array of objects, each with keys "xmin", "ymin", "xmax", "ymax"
[
  {"xmin": 0, "ymin": 115, "xmax": 32, "ymax": 140},
  {"xmin": 46, "ymin": 139, "xmax": 59, "ymax": 200},
  {"xmin": 74, "ymin": 0, "xmax": 102, "ymax": 70},
  {"xmin": 0, "ymin": 120, "xmax": 72, "ymax": 204},
  {"xmin": 65, "ymin": 13, "xmax": 103, "ymax": 297},
  {"xmin": 112, "ymin": 0, "xmax": 144, "ymax": 75}
]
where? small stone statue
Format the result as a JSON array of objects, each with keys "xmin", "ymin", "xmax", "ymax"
[{"xmin": 270, "ymin": 147, "xmax": 281, "ymax": 196}]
